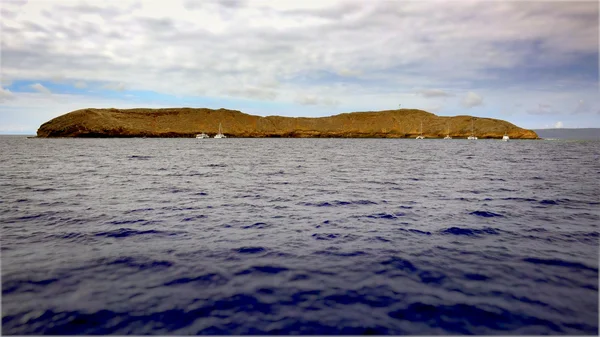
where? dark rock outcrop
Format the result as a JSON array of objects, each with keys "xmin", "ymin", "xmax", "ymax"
[{"xmin": 36, "ymin": 108, "xmax": 538, "ymax": 139}]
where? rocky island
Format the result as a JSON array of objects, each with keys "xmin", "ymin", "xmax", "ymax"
[{"xmin": 36, "ymin": 108, "xmax": 538, "ymax": 139}]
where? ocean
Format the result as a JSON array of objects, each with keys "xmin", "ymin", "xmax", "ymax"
[
  {"xmin": 533, "ymin": 128, "xmax": 600, "ymax": 141},
  {"xmin": 1, "ymin": 136, "xmax": 598, "ymax": 335}
]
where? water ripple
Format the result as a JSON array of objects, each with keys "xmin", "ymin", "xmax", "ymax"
[{"xmin": 2, "ymin": 137, "xmax": 598, "ymax": 335}]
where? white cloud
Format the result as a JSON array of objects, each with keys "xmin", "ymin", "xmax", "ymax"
[
  {"xmin": 418, "ymin": 89, "xmax": 451, "ymax": 98},
  {"xmin": 74, "ymin": 81, "xmax": 87, "ymax": 89},
  {"xmin": 1, "ymin": 77, "xmax": 12, "ymax": 87},
  {"xmin": 0, "ymin": 87, "xmax": 16, "ymax": 102},
  {"xmin": 223, "ymin": 87, "xmax": 278, "ymax": 100},
  {"xmin": 51, "ymin": 75, "xmax": 67, "ymax": 83},
  {"xmin": 101, "ymin": 82, "xmax": 126, "ymax": 91},
  {"xmin": 30, "ymin": 83, "xmax": 51, "ymax": 94},
  {"xmin": 461, "ymin": 91, "xmax": 483, "ymax": 108},
  {"xmin": 1, "ymin": 0, "xmax": 597, "ymax": 104},
  {"xmin": 0, "ymin": 0, "xmax": 598, "ymax": 130},
  {"xmin": 554, "ymin": 121, "xmax": 563, "ymax": 128},
  {"xmin": 295, "ymin": 94, "xmax": 339, "ymax": 106},
  {"xmin": 336, "ymin": 68, "xmax": 361, "ymax": 77}
]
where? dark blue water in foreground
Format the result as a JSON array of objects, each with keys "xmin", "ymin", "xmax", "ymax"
[{"xmin": 1, "ymin": 136, "xmax": 598, "ymax": 335}]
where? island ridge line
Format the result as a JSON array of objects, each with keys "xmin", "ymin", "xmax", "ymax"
[{"xmin": 36, "ymin": 108, "xmax": 539, "ymax": 139}]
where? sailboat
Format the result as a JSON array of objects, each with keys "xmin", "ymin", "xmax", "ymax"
[
  {"xmin": 467, "ymin": 118, "xmax": 477, "ymax": 140},
  {"xmin": 196, "ymin": 131, "xmax": 209, "ymax": 139},
  {"xmin": 415, "ymin": 121, "xmax": 425, "ymax": 139},
  {"xmin": 214, "ymin": 123, "xmax": 226, "ymax": 138},
  {"xmin": 444, "ymin": 123, "xmax": 452, "ymax": 139},
  {"xmin": 502, "ymin": 131, "xmax": 509, "ymax": 141}
]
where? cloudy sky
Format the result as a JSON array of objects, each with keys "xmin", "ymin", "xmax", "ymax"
[{"xmin": 1, "ymin": 0, "xmax": 598, "ymax": 134}]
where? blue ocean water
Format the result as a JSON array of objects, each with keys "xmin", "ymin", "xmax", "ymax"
[{"xmin": 1, "ymin": 136, "xmax": 598, "ymax": 335}]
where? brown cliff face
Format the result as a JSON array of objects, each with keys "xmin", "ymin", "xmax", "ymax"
[{"xmin": 36, "ymin": 108, "xmax": 538, "ymax": 139}]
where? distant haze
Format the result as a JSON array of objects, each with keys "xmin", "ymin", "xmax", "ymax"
[{"xmin": 533, "ymin": 128, "xmax": 600, "ymax": 140}]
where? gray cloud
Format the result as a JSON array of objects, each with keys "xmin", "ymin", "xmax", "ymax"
[
  {"xmin": 51, "ymin": 75, "xmax": 67, "ymax": 84},
  {"xmin": 1, "ymin": 8, "xmax": 19, "ymax": 20},
  {"xmin": 138, "ymin": 17, "xmax": 176, "ymax": 32},
  {"xmin": 417, "ymin": 89, "xmax": 451, "ymax": 98},
  {"xmin": 51, "ymin": 3, "xmax": 131, "ymax": 21},
  {"xmin": 282, "ymin": 2, "xmax": 364, "ymax": 20},
  {"xmin": 1, "ymin": 77, "xmax": 12, "ymax": 86},
  {"xmin": 224, "ymin": 87, "xmax": 278, "ymax": 100},
  {"xmin": 74, "ymin": 81, "xmax": 87, "ymax": 89},
  {"xmin": 335, "ymin": 68, "xmax": 361, "ymax": 77},
  {"xmin": 526, "ymin": 103, "xmax": 560, "ymax": 115},
  {"xmin": 461, "ymin": 92, "xmax": 483, "ymax": 108},
  {"xmin": 184, "ymin": 0, "xmax": 247, "ymax": 11},
  {"xmin": 221, "ymin": 0, "xmax": 247, "ymax": 9},
  {"xmin": 22, "ymin": 21, "xmax": 49, "ymax": 34},
  {"xmin": 1, "ymin": 0, "xmax": 598, "ymax": 104}
]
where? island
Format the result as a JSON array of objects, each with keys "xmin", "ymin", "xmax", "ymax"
[{"xmin": 36, "ymin": 108, "xmax": 539, "ymax": 139}]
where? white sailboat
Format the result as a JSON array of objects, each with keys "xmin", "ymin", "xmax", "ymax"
[
  {"xmin": 444, "ymin": 123, "xmax": 452, "ymax": 139},
  {"xmin": 415, "ymin": 121, "xmax": 425, "ymax": 139},
  {"xmin": 502, "ymin": 132, "xmax": 509, "ymax": 141},
  {"xmin": 467, "ymin": 118, "xmax": 477, "ymax": 140},
  {"xmin": 214, "ymin": 123, "xmax": 226, "ymax": 138}
]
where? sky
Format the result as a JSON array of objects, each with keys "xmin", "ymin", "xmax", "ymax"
[{"xmin": 0, "ymin": 0, "xmax": 598, "ymax": 134}]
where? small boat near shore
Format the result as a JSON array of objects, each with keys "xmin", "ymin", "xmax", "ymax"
[
  {"xmin": 467, "ymin": 118, "xmax": 477, "ymax": 140},
  {"xmin": 214, "ymin": 123, "xmax": 226, "ymax": 138},
  {"xmin": 416, "ymin": 121, "xmax": 425, "ymax": 139}
]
